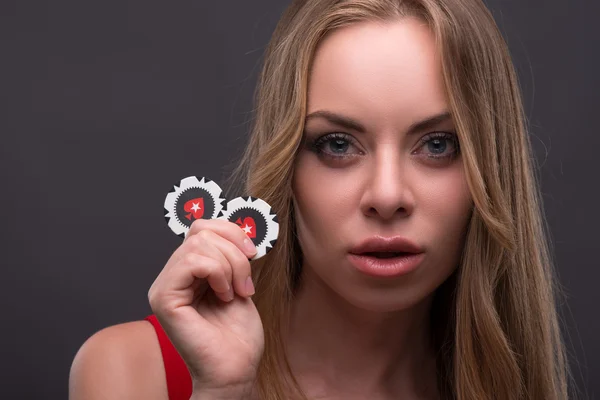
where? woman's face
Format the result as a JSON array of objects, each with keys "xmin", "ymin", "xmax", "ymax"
[{"xmin": 292, "ymin": 18, "xmax": 473, "ymax": 312}]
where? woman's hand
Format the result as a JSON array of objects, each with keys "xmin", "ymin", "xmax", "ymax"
[{"xmin": 148, "ymin": 219, "xmax": 264, "ymax": 396}]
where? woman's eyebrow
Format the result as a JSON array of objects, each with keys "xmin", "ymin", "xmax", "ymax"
[
  {"xmin": 406, "ymin": 111, "xmax": 452, "ymax": 135},
  {"xmin": 304, "ymin": 110, "xmax": 452, "ymax": 134},
  {"xmin": 305, "ymin": 110, "xmax": 366, "ymax": 132}
]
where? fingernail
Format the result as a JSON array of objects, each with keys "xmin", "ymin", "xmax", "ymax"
[
  {"xmin": 225, "ymin": 285, "xmax": 234, "ymax": 301},
  {"xmin": 245, "ymin": 276, "xmax": 255, "ymax": 296},
  {"xmin": 244, "ymin": 238, "xmax": 257, "ymax": 255}
]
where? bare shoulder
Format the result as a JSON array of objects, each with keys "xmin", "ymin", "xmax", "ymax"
[{"xmin": 69, "ymin": 320, "xmax": 168, "ymax": 400}]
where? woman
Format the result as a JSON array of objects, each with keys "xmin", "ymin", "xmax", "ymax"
[{"xmin": 69, "ymin": 0, "xmax": 571, "ymax": 399}]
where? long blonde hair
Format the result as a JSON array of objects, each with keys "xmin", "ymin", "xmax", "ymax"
[{"xmin": 230, "ymin": 0, "xmax": 571, "ymax": 398}]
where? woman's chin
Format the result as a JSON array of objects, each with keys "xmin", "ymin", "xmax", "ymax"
[{"xmin": 334, "ymin": 283, "xmax": 434, "ymax": 315}]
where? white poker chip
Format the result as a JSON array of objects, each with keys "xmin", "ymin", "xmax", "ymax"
[
  {"xmin": 164, "ymin": 176, "xmax": 226, "ymax": 237},
  {"xmin": 217, "ymin": 196, "xmax": 279, "ymax": 260}
]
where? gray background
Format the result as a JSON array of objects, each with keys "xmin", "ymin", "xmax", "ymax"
[{"xmin": 0, "ymin": 1, "xmax": 597, "ymax": 399}]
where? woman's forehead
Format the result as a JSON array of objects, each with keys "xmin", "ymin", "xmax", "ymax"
[{"xmin": 307, "ymin": 18, "xmax": 449, "ymax": 128}]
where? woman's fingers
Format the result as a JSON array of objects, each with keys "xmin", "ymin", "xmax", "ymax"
[
  {"xmin": 177, "ymin": 231, "xmax": 235, "ymax": 302},
  {"xmin": 186, "ymin": 219, "xmax": 257, "ymax": 259},
  {"xmin": 150, "ymin": 253, "xmax": 230, "ymax": 314},
  {"xmin": 202, "ymin": 230, "xmax": 254, "ymax": 297},
  {"xmin": 184, "ymin": 228, "xmax": 254, "ymax": 298},
  {"xmin": 182, "ymin": 253, "xmax": 231, "ymax": 298},
  {"xmin": 157, "ymin": 219, "xmax": 256, "ymax": 304}
]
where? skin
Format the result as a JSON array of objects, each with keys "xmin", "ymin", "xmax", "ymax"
[
  {"xmin": 69, "ymin": 16, "xmax": 474, "ymax": 400},
  {"xmin": 286, "ymin": 17, "xmax": 473, "ymax": 399}
]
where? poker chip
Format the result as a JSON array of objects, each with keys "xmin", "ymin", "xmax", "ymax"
[
  {"xmin": 217, "ymin": 196, "xmax": 279, "ymax": 260},
  {"xmin": 164, "ymin": 176, "xmax": 226, "ymax": 237}
]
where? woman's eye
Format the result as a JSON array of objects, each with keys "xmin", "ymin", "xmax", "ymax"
[
  {"xmin": 416, "ymin": 132, "xmax": 460, "ymax": 160},
  {"xmin": 310, "ymin": 133, "xmax": 360, "ymax": 158},
  {"xmin": 327, "ymin": 138, "xmax": 350, "ymax": 154}
]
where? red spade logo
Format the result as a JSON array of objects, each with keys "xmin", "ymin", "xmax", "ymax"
[
  {"xmin": 235, "ymin": 217, "xmax": 256, "ymax": 239},
  {"xmin": 183, "ymin": 198, "xmax": 204, "ymax": 220}
]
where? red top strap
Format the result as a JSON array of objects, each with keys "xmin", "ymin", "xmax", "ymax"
[{"xmin": 145, "ymin": 315, "xmax": 193, "ymax": 400}]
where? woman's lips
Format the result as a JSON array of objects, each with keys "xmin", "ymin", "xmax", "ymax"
[
  {"xmin": 347, "ymin": 252, "xmax": 425, "ymax": 278},
  {"xmin": 349, "ymin": 236, "xmax": 424, "ymax": 255}
]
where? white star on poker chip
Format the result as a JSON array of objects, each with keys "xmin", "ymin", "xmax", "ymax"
[
  {"xmin": 190, "ymin": 202, "xmax": 202, "ymax": 212},
  {"xmin": 241, "ymin": 224, "xmax": 253, "ymax": 235}
]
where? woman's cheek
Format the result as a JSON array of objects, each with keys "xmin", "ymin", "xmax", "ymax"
[
  {"xmin": 293, "ymin": 155, "xmax": 359, "ymax": 242},
  {"xmin": 421, "ymin": 163, "xmax": 471, "ymax": 214}
]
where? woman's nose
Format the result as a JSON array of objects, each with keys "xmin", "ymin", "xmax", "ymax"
[{"xmin": 359, "ymin": 152, "xmax": 415, "ymax": 220}]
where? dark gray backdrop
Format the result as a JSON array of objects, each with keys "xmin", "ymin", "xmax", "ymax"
[{"xmin": 1, "ymin": 1, "xmax": 597, "ymax": 399}]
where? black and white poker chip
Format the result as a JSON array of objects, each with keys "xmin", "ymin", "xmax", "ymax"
[
  {"xmin": 163, "ymin": 176, "xmax": 226, "ymax": 237},
  {"xmin": 217, "ymin": 196, "xmax": 279, "ymax": 260}
]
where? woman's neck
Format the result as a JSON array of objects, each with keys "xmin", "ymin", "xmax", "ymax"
[{"xmin": 282, "ymin": 267, "xmax": 439, "ymax": 400}]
